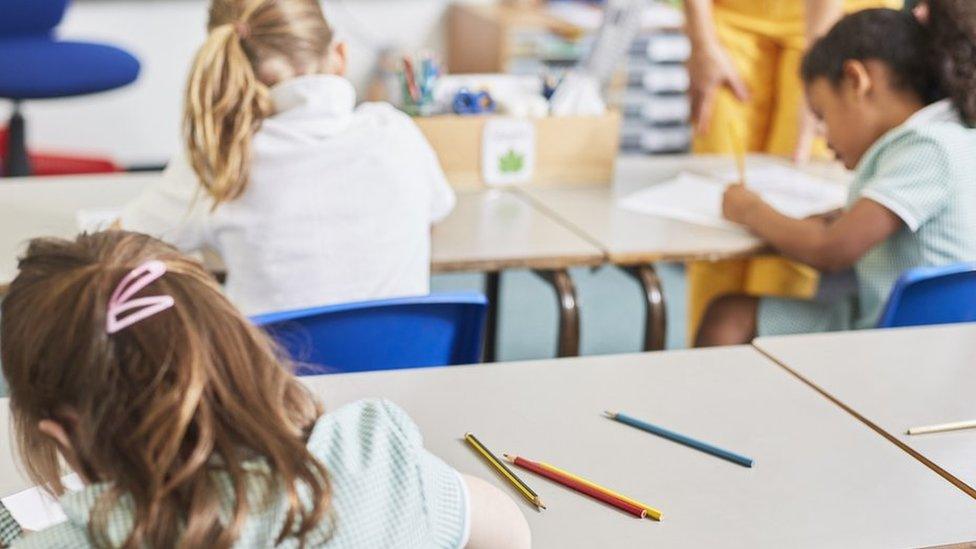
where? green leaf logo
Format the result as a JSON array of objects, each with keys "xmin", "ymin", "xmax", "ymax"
[{"xmin": 498, "ymin": 149, "xmax": 525, "ymax": 174}]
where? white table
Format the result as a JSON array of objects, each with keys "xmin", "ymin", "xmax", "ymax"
[
  {"xmin": 754, "ymin": 323, "xmax": 976, "ymax": 501},
  {"xmin": 0, "ymin": 174, "xmax": 605, "ymax": 358},
  {"xmin": 4, "ymin": 347, "xmax": 975, "ymax": 546},
  {"xmin": 516, "ymin": 154, "xmax": 850, "ymax": 351}
]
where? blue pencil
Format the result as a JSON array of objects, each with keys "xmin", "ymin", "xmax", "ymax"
[{"xmin": 605, "ymin": 411, "xmax": 754, "ymax": 468}]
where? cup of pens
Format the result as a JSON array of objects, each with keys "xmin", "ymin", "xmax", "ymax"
[{"xmin": 400, "ymin": 52, "xmax": 440, "ymax": 117}]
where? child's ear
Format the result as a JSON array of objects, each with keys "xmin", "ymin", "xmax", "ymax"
[
  {"xmin": 841, "ymin": 60, "xmax": 872, "ymax": 100},
  {"xmin": 323, "ymin": 40, "xmax": 348, "ymax": 77}
]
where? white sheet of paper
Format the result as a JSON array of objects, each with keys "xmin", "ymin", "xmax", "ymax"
[
  {"xmin": 618, "ymin": 167, "xmax": 847, "ymax": 230},
  {"xmin": 2, "ymin": 474, "xmax": 83, "ymax": 531},
  {"xmin": 710, "ymin": 165, "xmax": 848, "ymax": 219},
  {"xmin": 618, "ymin": 173, "xmax": 743, "ymax": 231}
]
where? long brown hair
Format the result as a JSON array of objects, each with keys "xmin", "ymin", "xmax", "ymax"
[
  {"xmin": 184, "ymin": 0, "xmax": 334, "ymax": 204},
  {"xmin": 0, "ymin": 231, "xmax": 331, "ymax": 548}
]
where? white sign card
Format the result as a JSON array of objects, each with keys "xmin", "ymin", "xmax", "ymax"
[{"xmin": 481, "ymin": 118, "xmax": 536, "ymax": 186}]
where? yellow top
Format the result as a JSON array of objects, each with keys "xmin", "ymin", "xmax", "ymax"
[{"xmin": 714, "ymin": 0, "xmax": 904, "ymax": 44}]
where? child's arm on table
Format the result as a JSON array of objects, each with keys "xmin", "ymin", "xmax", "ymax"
[
  {"xmin": 723, "ymin": 183, "xmax": 902, "ymax": 273},
  {"xmin": 462, "ymin": 474, "xmax": 531, "ymax": 549}
]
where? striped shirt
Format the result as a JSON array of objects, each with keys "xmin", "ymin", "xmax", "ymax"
[{"xmin": 2, "ymin": 400, "xmax": 470, "ymax": 548}]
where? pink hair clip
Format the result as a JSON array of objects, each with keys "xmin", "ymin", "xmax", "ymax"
[{"xmin": 106, "ymin": 260, "xmax": 175, "ymax": 334}]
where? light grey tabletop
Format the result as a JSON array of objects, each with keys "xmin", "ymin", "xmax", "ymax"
[
  {"xmin": 0, "ymin": 173, "xmax": 154, "ymax": 288},
  {"xmin": 754, "ymin": 323, "xmax": 976, "ymax": 500},
  {"xmin": 3, "ymin": 347, "xmax": 976, "ymax": 546},
  {"xmin": 0, "ymin": 174, "xmax": 604, "ymax": 292},
  {"xmin": 430, "ymin": 189, "xmax": 604, "ymax": 273},
  {"xmin": 517, "ymin": 154, "xmax": 849, "ymax": 265}
]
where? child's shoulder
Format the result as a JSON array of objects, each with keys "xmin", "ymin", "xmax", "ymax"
[
  {"xmin": 308, "ymin": 399, "xmax": 423, "ymax": 463},
  {"xmin": 353, "ymin": 101, "xmax": 417, "ymax": 132}
]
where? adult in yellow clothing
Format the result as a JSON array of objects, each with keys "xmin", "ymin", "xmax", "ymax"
[{"xmin": 683, "ymin": 0, "xmax": 902, "ymax": 341}]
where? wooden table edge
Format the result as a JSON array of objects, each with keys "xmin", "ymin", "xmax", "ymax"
[{"xmin": 751, "ymin": 339, "xmax": 976, "ymax": 502}]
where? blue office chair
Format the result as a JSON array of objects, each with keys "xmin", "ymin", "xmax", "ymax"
[
  {"xmin": 0, "ymin": 0, "xmax": 140, "ymax": 176},
  {"xmin": 876, "ymin": 262, "xmax": 976, "ymax": 328},
  {"xmin": 251, "ymin": 292, "xmax": 488, "ymax": 375}
]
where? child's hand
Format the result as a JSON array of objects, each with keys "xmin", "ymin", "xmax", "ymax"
[{"xmin": 722, "ymin": 183, "xmax": 762, "ymax": 224}]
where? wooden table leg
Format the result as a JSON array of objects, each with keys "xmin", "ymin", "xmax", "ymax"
[
  {"xmin": 533, "ymin": 269, "xmax": 580, "ymax": 358},
  {"xmin": 625, "ymin": 264, "xmax": 667, "ymax": 352},
  {"xmin": 484, "ymin": 271, "xmax": 501, "ymax": 362}
]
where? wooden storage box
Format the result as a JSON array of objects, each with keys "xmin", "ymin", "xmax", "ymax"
[{"xmin": 414, "ymin": 111, "xmax": 621, "ymax": 190}]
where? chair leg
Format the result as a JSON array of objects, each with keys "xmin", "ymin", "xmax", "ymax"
[
  {"xmin": 4, "ymin": 102, "xmax": 31, "ymax": 177},
  {"xmin": 533, "ymin": 269, "xmax": 581, "ymax": 358},
  {"xmin": 624, "ymin": 264, "xmax": 667, "ymax": 351},
  {"xmin": 483, "ymin": 271, "xmax": 501, "ymax": 363}
]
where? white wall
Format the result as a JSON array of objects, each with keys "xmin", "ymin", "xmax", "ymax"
[{"xmin": 2, "ymin": 0, "xmax": 485, "ymax": 166}]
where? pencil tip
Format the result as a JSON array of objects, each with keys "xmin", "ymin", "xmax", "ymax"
[
  {"xmin": 603, "ymin": 411, "xmax": 616, "ymax": 418},
  {"xmin": 464, "ymin": 432, "xmax": 472, "ymax": 437},
  {"xmin": 502, "ymin": 453, "xmax": 515, "ymax": 463}
]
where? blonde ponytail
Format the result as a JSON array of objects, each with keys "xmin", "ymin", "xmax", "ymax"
[
  {"xmin": 184, "ymin": 16, "xmax": 272, "ymax": 205},
  {"xmin": 183, "ymin": 0, "xmax": 335, "ymax": 205}
]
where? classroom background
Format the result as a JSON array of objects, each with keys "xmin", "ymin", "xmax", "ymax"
[{"xmin": 1, "ymin": 0, "xmax": 698, "ymax": 359}]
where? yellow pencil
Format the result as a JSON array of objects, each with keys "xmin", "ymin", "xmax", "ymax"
[
  {"xmin": 464, "ymin": 433, "xmax": 546, "ymax": 509},
  {"xmin": 729, "ymin": 123, "xmax": 747, "ymax": 184},
  {"xmin": 537, "ymin": 461, "xmax": 663, "ymax": 521}
]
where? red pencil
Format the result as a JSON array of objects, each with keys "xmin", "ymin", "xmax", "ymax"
[{"xmin": 503, "ymin": 454, "xmax": 647, "ymax": 518}]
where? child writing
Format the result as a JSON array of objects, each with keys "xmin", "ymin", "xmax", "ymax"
[
  {"xmin": 0, "ymin": 231, "xmax": 530, "ymax": 548},
  {"xmin": 696, "ymin": 0, "xmax": 976, "ymax": 346},
  {"xmin": 119, "ymin": 0, "xmax": 456, "ymax": 316}
]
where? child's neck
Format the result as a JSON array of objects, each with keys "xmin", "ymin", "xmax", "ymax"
[{"xmin": 878, "ymin": 93, "xmax": 927, "ymax": 133}]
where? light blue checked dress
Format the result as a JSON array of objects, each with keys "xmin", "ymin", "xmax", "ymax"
[
  {"xmin": 758, "ymin": 100, "xmax": 976, "ymax": 336},
  {"xmin": 1, "ymin": 399, "xmax": 470, "ymax": 548}
]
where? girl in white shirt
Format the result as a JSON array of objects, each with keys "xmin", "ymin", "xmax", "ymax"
[{"xmin": 121, "ymin": 0, "xmax": 455, "ymax": 315}]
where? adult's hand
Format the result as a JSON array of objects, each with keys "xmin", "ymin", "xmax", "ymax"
[
  {"xmin": 688, "ymin": 43, "xmax": 750, "ymax": 135},
  {"xmin": 684, "ymin": 0, "xmax": 750, "ymax": 136}
]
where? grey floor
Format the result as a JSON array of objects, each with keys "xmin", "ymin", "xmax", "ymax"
[{"xmin": 431, "ymin": 263, "xmax": 689, "ymax": 362}]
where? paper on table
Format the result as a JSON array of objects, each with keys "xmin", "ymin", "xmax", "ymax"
[
  {"xmin": 618, "ymin": 172, "xmax": 743, "ymax": 231},
  {"xmin": 2, "ymin": 474, "xmax": 83, "ymax": 531},
  {"xmin": 618, "ymin": 167, "xmax": 847, "ymax": 231},
  {"xmin": 710, "ymin": 165, "xmax": 848, "ymax": 219}
]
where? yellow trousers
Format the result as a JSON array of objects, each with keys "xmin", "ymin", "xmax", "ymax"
[{"xmin": 687, "ymin": 0, "xmax": 902, "ymax": 340}]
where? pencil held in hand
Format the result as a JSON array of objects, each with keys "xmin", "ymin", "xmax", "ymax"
[{"xmin": 728, "ymin": 123, "xmax": 747, "ymax": 184}]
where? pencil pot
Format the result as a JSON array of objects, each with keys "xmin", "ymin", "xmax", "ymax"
[{"xmin": 413, "ymin": 111, "xmax": 621, "ymax": 190}]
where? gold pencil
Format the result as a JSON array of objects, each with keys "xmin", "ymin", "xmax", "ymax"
[{"xmin": 464, "ymin": 433, "xmax": 545, "ymax": 509}]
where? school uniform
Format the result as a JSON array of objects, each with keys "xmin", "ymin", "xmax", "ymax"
[
  {"xmin": 1, "ymin": 400, "xmax": 470, "ymax": 548},
  {"xmin": 685, "ymin": 0, "xmax": 902, "ymax": 343},
  {"xmin": 758, "ymin": 99, "xmax": 976, "ymax": 335},
  {"xmin": 121, "ymin": 74, "xmax": 456, "ymax": 316}
]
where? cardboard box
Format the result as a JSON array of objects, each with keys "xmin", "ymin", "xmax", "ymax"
[{"xmin": 414, "ymin": 111, "xmax": 621, "ymax": 190}]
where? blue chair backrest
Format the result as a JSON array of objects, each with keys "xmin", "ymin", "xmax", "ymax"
[
  {"xmin": 876, "ymin": 262, "xmax": 976, "ymax": 329},
  {"xmin": 0, "ymin": 0, "xmax": 69, "ymax": 37},
  {"xmin": 251, "ymin": 292, "xmax": 487, "ymax": 375}
]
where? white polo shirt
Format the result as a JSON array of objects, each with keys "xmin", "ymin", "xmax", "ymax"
[{"xmin": 121, "ymin": 74, "xmax": 455, "ymax": 315}]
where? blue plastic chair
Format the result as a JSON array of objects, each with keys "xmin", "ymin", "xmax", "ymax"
[
  {"xmin": 0, "ymin": 0, "xmax": 140, "ymax": 176},
  {"xmin": 876, "ymin": 262, "xmax": 976, "ymax": 329},
  {"xmin": 251, "ymin": 292, "xmax": 488, "ymax": 375}
]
